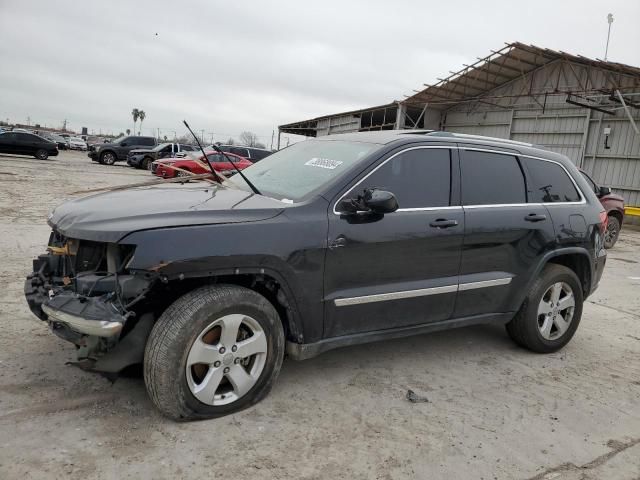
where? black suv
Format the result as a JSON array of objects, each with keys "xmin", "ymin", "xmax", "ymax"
[
  {"xmin": 217, "ymin": 144, "xmax": 272, "ymax": 162},
  {"xmin": 126, "ymin": 143, "xmax": 198, "ymax": 170},
  {"xmin": 25, "ymin": 131, "xmax": 607, "ymax": 420},
  {"xmin": 88, "ymin": 135, "xmax": 157, "ymax": 165}
]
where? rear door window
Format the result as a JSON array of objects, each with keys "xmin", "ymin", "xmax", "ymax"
[
  {"xmin": 522, "ymin": 158, "xmax": 581, "ymax": 203},
  {"xmin": 230, "ymin": 147, "xmax": 249, "ymax": 158},
  {"xmin": 249, "ymin": 149, "xmax": 270, "ymax": 160},
  {"xmin": 461, "ymin": 150, "xmax": 526, "ymax": 205},
  {"xmin": 357, "ymin": 148, "xmax": 451, "ymax": 208}
]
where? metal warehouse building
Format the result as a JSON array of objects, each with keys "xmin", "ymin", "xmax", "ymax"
[{"xmin": 279, "ymin": 42, "xmax": 640, "ymax": 207}]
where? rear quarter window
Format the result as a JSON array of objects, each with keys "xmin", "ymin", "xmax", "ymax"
[{"xmin": 522, "ymin": 158, "xmax": 581, "ymax": 203}]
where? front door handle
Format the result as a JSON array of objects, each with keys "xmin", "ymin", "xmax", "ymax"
[
  {"xmin": 429, "ymin": 219, "xmax": 459, "ymax": 228},
  {"xmin": 329, "ymin": 236, "xmax": 347, "ymax": 249},
  {"xmin": 525, "ymin": 213, "xmax": 547, "ymax": 222}
]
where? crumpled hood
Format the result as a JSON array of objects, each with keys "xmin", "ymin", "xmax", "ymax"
[{"xmin": 49, "ymin": 183, "xmax": 285, "ymax": 243}]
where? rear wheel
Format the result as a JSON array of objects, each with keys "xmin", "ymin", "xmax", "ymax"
[
  {"xmin": 144, "ymin": 284, "xmax": 285, "ymax": 421},
  {"xmin": 604, "ymin": 216, "xmax": 621, "ymax": 249},
  {"xmin": 34, "ymin": 149, "xmax": 49, "ymax": 160},
  {"xmin": 100, "ymin": 151, "xmax": 116, "ymax": 165},
  {"xmin": 506, "ymin": 264, "xmax": 583, "ymax": 353}
]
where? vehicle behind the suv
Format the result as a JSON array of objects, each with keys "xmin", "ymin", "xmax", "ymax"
[
  {"xmin": 215, "ymin": 144, "xmax": 272, "ymax": 162},
  {"xmin": 88, "ymin": 135, "xmax": 157, "ymax": 165},
  {"xmin": 580, "ymin": 170, "xmax": 625, "ymax": 248},
  {"xmin": 127, "ymin": 143, "xmax": 198, "ymax": 170},
  {"xmin": 25, "ymin": 130, "xmax": 607, "ymax": 421}
]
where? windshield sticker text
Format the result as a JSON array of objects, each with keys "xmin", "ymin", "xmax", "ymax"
[{"xmin": 304, "ymin": 158, "xmax": 343, "ymax": 169}]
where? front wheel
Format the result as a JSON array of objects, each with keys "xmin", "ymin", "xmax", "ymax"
[
  {"xmin": 99, "ymin": 151, "xmax": 116, "ymax": 165},
  {"xmin": 142, "ymin": 157, "xmax": 153, "ymax": 170},
  {"xmin": 144, "ymin": 285, "xmax": 285, "ymax": 421},
  {"xmin": 34, "ymin": 149, "xmax": 49, "ymax": 160},
  {"xmin": 604, "ymin": 216, "xmax": 621, "ymax": 249},
  {"xmin": 506, "ymin": 264, "xmax": 583, "ymax": 353}
]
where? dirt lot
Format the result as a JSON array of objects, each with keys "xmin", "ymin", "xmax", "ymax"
[{"xmin": 0, "ymin": 150, "xmax": 638, "ymax": 480}]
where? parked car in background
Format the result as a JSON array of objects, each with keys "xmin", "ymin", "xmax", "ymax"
[
  {"xmin": 68, "ymin": 136, "xmax": 88, "ymax": 151},
  {"xmin": 152, "ymin": 152, "xmax": 251, "ymax": 178},
  {"xmin": 127, "ymin": 143, "xmax": 198, "ymax": 170},
  {"xmin": 215, "ymin": 144, "xmax": 272, "ymax": 162},
  {"xmin": 40, "ymin": 132, "xmax": 69, "ymax": 150},
  {"xmin": 580, "ymin": 170, "xmax": 625, "ymax": 248},
  {"xmin": 0, "ymin": 131, "xmax": 58, "ymax": 159},
  {"xmin": 88, "ymin": 135, "xmax": 157, "ymax": 165}
]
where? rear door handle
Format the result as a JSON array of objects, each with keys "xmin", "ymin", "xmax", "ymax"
[
  {"xmin": 525, "ymin": 213, "xmax": 547, "ymax": 222},
  {"xmin": 429, "ymin": 219, "xmax": 459, "ymax": 228}
]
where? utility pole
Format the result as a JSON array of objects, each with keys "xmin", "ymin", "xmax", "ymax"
[
  {"xmin": 270, "ymin": 129, "xmax": 274, "ymax": 150},
  {"xmin": 605, "ymin": 13, "xmax": 614, "ymax": 61}
]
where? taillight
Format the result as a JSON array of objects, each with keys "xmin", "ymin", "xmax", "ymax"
[{"xmin": 599, "ymin": 211, "xmax": 608, "ymax": 234}]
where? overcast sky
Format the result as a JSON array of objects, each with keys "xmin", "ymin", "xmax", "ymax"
[{"xmin": 1, "ymin": 0, "xmax": 638, "ymax": 144}]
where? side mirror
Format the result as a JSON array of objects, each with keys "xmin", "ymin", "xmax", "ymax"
[
  {"xmin": 337, "ymin": 188, "xmax": 398, "ymax": 215},
  {"xmin": 364, "ymin": 189, "xmax": 398, "ymax": 214},
  {"xmin": 598, "ymin": 186, "xmax": 612, "ymax": 197}
]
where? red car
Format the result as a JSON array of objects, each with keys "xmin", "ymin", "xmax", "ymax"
[
  {"xmin": 152, "ymin": 152, "xmax": 252, "ymax": 178},
  {"xmin": 580, "ymin": 170, "xmax": 625, "ymax": 248}
]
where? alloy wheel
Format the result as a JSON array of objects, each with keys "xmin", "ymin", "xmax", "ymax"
[
  {"xmin": 185, "ymin": 314, "xmax": 267, "ymax": 406},
  {"xmin": 537, "ymin": 282, "xmax": 575, "ymax": 340}
]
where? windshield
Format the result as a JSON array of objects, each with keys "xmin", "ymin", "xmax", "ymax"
[{"xmin": 225, "ymin": 140, "xmax": 378, "ymax": 201}]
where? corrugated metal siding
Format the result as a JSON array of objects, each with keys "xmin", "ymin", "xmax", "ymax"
[{"xmin": 441, "ymin": 59, "xmax": 640, "ymax": 219}]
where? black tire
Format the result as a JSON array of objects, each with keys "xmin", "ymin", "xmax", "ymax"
[
  {"xmin": 144, "ymin": 284, "xmax": 285, "ymax": 421},
  {"xmin": 506, "ymin": 264, "xmax": 583, "ymax": 353},
  {"xmin": 34, "ymin": 149, "xmax": 49, "ymax": 160},
  {"xmin": 99, "ymin": 150, "xmax": 116, "ymax": 165},
  {"xmin": 142, "ymin": 157, "xmax": 152, "ymax": 170},
  {"xmin": 604, "ymin": 216, "xmax": 621, "ymax": 249}
]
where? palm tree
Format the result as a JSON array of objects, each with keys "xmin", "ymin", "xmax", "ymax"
[
  {"xmin": 138, "ymin": 110, "xmax": 146, "ymax": 135},
  {"xmin": 131, "ymin": 108, "xmax": 139, "ymax": 136}
]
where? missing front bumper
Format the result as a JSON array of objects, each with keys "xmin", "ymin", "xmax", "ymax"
[
  {"xmin": 41, "ymin": 303, "xmax": 123, "ymax": 337},
  {"xmin": 41, "ymin": 292, "xmax": 127, "ymax": 338}
]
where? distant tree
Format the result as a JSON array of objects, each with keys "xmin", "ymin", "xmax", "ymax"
[
  {"xmin": 164, "ymin": 135, "xmax": 168, "ymax": 141},
  {"xmin": 226, "ymin": 137, "xmax": 235, "ymax": 145},
  {"xmin": 126, "ymin": 128, "xmax": 131, "ymax": 135},
  {"xmin": 131, "ymin": 108, "xmax": 139, "ymax": 135},
  {"xmin": 255, "ymin": 142, "xmax": 266, "ymax": 149},
  {"xmin": 138, "ymin": 110, "xmax": 146, "ymax": 135},
  {"xmin": 119, "ymin": 132, "xmax": 125, "ymax": 137},
  {"xmin": 239, "ymin": 131, "xmax": 259, "ymax": 147}
]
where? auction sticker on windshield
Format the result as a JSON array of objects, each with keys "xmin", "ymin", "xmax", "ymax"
[{"xmin": 305, "ymin": 158, "xmax": 343, "ymax": 169}]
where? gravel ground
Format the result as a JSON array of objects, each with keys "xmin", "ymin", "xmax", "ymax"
[{"xmin": 0, "ymin": 150, "xmax": 638, "ymax": 480}]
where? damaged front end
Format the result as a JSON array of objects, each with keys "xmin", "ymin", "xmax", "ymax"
[{"xmin": 25, "ymin": 230, "xmax": 158, "ymax": 373}]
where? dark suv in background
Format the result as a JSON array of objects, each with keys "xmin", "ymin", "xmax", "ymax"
[
  {"xmin": 217, "ymin": 144, "xmax": 272, "ymax": 162},
  {"xmin": 88, "ymin": 135, "xmax": 157, "ymax": 165},
  {"xmin": 25, "ymin": 130, "xmax": 607, "ymax": 420}
]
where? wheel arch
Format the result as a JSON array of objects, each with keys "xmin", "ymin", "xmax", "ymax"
[
  {"xmin": 157, "ymin": 268, "xmax": 304, "ymax": 345},
  {"xmin": 530, "ymin": 248, "xmax": 593, "ymax": 298}
]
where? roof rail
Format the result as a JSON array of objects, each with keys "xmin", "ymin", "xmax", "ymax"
[{"xmin": 425, "ymin": 131, "xmax": 533, "ymax": 147}]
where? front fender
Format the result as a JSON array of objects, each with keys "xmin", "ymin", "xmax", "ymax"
[{"xmin": 121, "ymin": 212, "xmax": 328, "ymax": 343}]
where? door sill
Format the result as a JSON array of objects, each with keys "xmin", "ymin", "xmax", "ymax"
[{"xmin": 286, "ymin": 312, "xmax": 514, "ymax": 360}]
